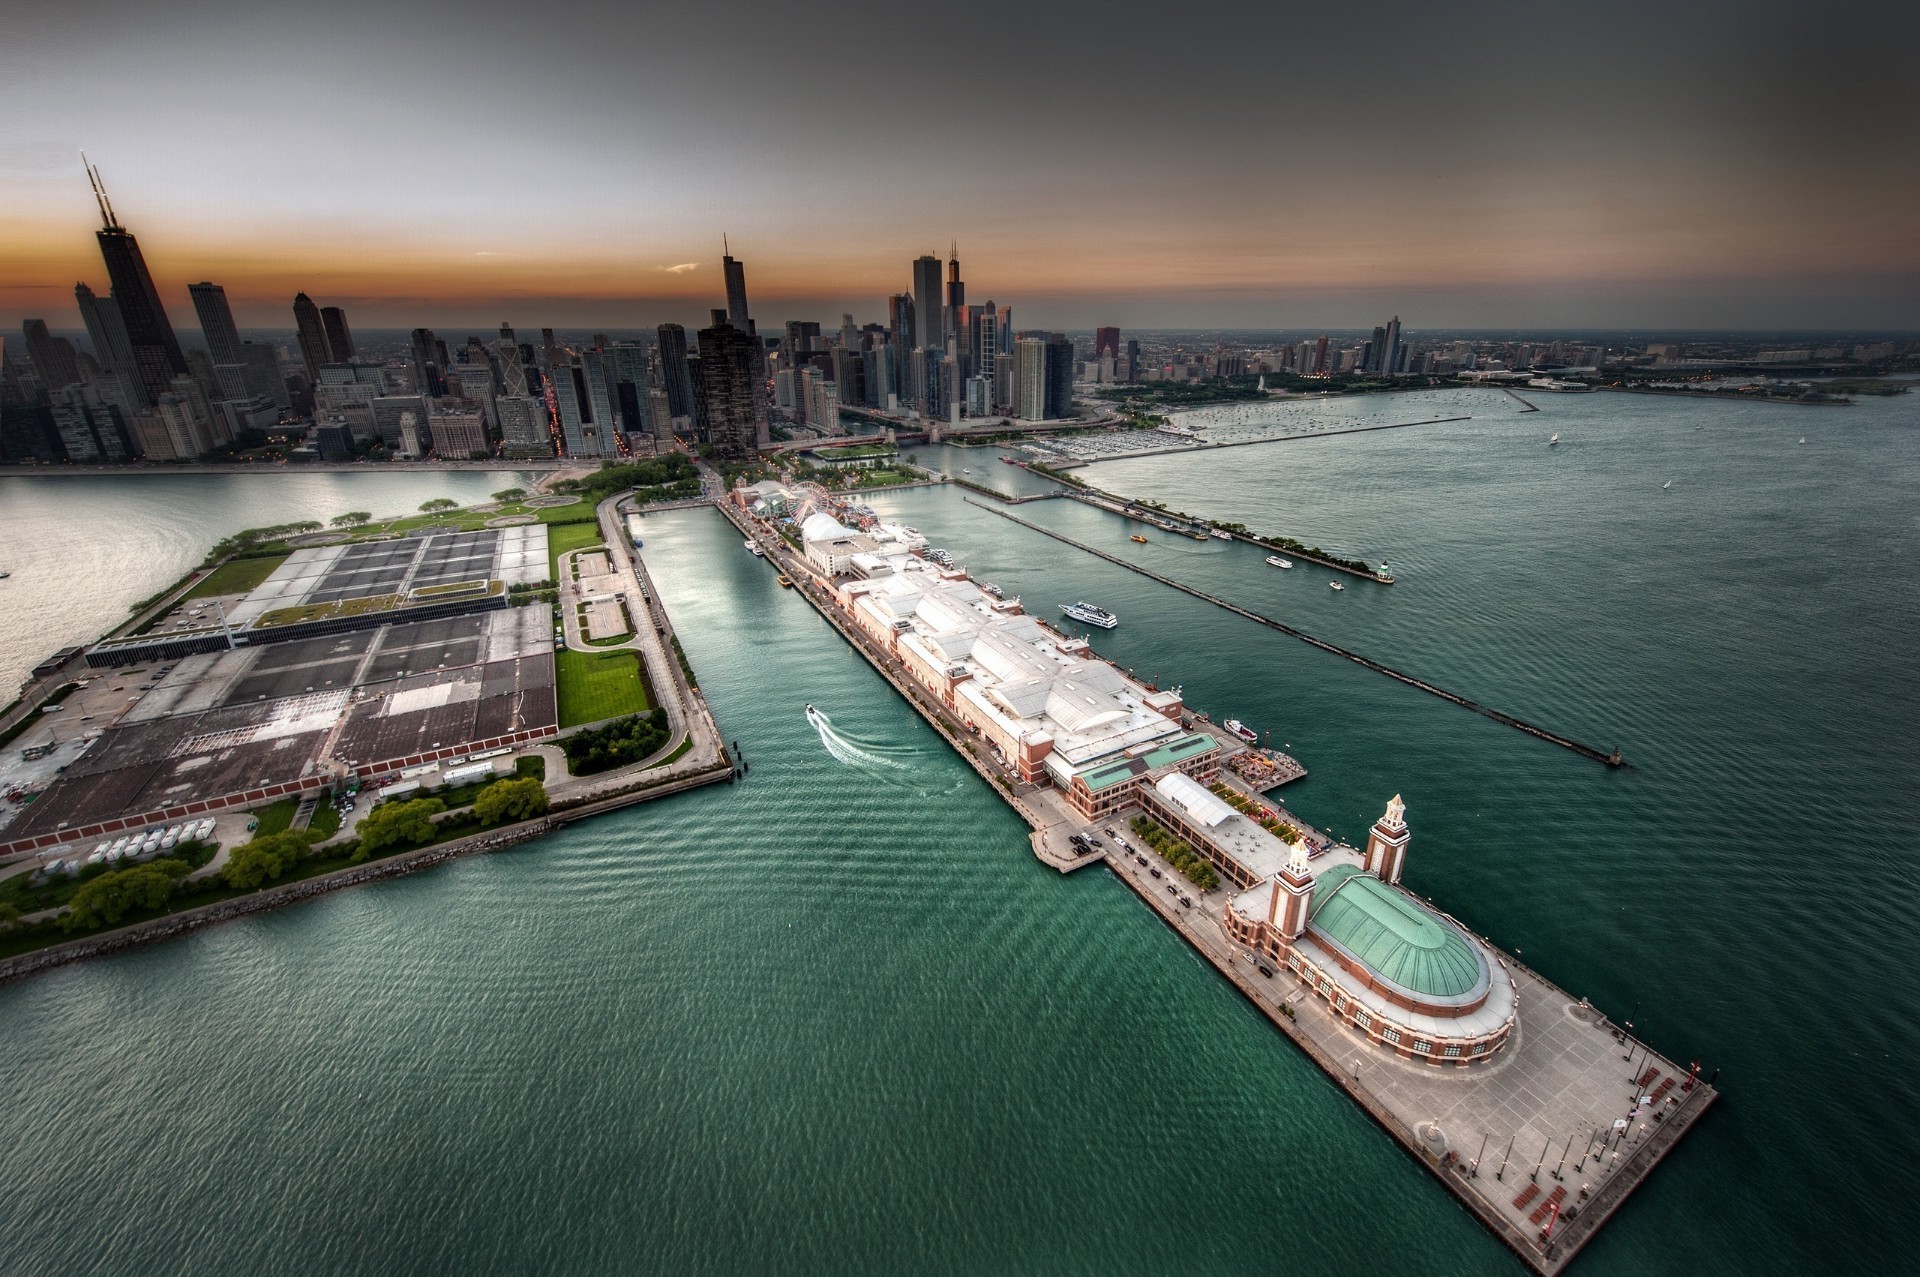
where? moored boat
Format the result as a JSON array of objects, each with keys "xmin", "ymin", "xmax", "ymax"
[
  {"xmin": 1223, "ymin": 718, "xmax": 1259, "ymax": 744},
  {"xmin": 1060, "ymin": 600, "xmax": 1118, "ymax": 629},
  {"xmin": 1266, "ymin": 555, "xmax": 1291, "ymax": 569}
]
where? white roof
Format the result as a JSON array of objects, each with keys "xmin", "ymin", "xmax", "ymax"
[
  {"xmin": 800, "ymin": 512, "xmax": 854, "ymax": 542},
  {"xmin": 1155, "ymin": 772, "xmax": 1236, "ymax": 827}
]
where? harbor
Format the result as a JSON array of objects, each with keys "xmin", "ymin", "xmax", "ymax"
[{"xmin": 717, "ymin": 492, "xmax": 1713, "ymax": 1275}]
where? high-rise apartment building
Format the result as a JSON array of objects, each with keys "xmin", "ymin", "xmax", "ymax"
[
  {"xmin": 1015, "ymin": 337, "xmax": 1048, "ymax": 421},
  {"xmin": 87, "ymin": 162, "xmax": 187, "ymax": 405},
  {"xmin": 695, "ymin": 311, "xmax": 764, "ymax": 460},
  {"xmin": 655, "ymin": 323, "xmax": 695, "ymax": 421},
  {"xmin": 22, "ymin": 320, "xmax": 82, "ymax": 391},
  {"xmin": 188, "ymin": 283, "xmax": 246, "ymax": 366}
]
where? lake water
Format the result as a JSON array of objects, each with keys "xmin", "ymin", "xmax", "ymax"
[{"xmin": 1, "ymin": 387, "xmax": 1915, "ymax": 1274}]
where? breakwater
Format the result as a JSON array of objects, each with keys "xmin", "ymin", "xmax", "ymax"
[{"xmin": 964, "ymin": 498, "xmax": 1625, "ymax": 768}]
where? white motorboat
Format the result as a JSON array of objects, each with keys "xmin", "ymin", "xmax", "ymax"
[
  {"xmin": 1060, "ymin": 601, "xmax": 1118, "ymax": 629},
  {"xmin": 1266, "ymin": 556, "xmax": 1291, "ymax": 569}
]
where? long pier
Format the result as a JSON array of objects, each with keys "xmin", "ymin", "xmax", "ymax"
[
  {"xmin": 963, "ymin": 498, "xmax": 1624, "ymax": 768},
  {"xmin": 714, "ymin": 498, "xmax": 1708, "ymax": 1274}
]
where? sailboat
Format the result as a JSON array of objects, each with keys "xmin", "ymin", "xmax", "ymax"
[
  {"xmin": 1549, "ymin": 433, "xmax": 1560, "ymax": 446},
  {"xmin": 1662, "ymin": 480, "xmax": 1672, "ymax": 490},
  {"xmin": 1798, "ymin": 438, "xmax": 1807, "ymax": 445}
]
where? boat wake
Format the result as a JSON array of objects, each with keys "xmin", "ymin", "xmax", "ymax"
[{"xmin": 805, "ymin": 706, "xmax": 913, "ymax": 772}]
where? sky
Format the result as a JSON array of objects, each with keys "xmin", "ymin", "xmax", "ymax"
[{"xmin": 2, "ymin": 0, "xmax": 1916, "ymax": 334}]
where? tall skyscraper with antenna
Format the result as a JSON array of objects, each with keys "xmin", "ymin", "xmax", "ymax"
[
  {"xmin": 911, "ymin": 254, "xmax": 944, "ymax": 359},
  {"xmin": 85, "ymin": 158, "xmax": 186, "ymax": 405},
  {"xmin": 722, "ymin": 237, "xmax": 752, "ymax": 333}
]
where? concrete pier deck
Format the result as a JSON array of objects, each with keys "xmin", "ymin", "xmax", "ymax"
[{"xmin": 717, "ymin": 497, "xmax": 1712, "ymax": 1272}]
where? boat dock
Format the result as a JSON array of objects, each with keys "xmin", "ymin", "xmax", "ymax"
[
  {"xmin": 718, "ymin": 499, "xmax": 1710, "ymax": 1273},
  {"xmin": 963, "ymin": 499, "xmax": 1625, "ymax": 768}
]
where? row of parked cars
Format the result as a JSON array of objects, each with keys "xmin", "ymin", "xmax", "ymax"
[{"xmin": 40, "ymin": 817, "xmax": 218, "ymax": 879}]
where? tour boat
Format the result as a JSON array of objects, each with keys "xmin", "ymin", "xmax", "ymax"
[
  {"xmin": 1223, "ymin": 719, "xmax": 1259, "ymax": 744},
  {"xmin": 1329, "ymin": 581, "xmax": 1344, "ymax": 591},
  {"xmin": 745, "ymin": 540, "xmax": 764, "ymax": 557},
  {"xmin": 1266, "ymin": 555, "xmax": 1291, "ymax": 569},
  {"xmin": 1210, "ymin": 529, "xmax": 1232, "ymax": 541},
  {"xmin": 1060, "ymin": 601, "xmax": 1119, "ymax": 629},
  {"xmin": 1130, "ymin": 534, "xmax": 1148, "ymax": 544}
]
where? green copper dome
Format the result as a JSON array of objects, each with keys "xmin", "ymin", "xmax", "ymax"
[{"xmin": 1307, "ymin": 864, "xmax": 1487, "ymax": 1002}]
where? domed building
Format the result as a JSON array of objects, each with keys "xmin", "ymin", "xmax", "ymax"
[{"xmin": 1222, "ymin": 796, "xmax": 1516, "ymax": 1064}]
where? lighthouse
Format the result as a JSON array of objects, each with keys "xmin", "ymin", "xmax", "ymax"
[{"xmin": 1363, "ymin": 794, "xmax": 1410, "ymax": 885}]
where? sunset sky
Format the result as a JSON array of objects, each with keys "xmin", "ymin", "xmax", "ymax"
[{"xmin": 3, "ymin": 0, "xmax": 1915, "ymax": 334}]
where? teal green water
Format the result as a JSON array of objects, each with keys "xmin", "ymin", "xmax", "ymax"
[{"xmin": 2, "ymin": 388, "xmax": 1916, "ymax": 1274}]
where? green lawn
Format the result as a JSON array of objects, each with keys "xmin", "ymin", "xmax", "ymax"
[
  {"xmin": 250, "ymin": 796, "xmax": 300, "ymax": 836},
  {"xmin": 548, "ymin": 520, "xmax": 605, "ymax": 579},
  {"xmin": 556, "ymin": 647, "xmax": 653, "ymax": 727},
  {"xmin": 185, "ymin": 554, "xmax": 290, "ymax": 600}
]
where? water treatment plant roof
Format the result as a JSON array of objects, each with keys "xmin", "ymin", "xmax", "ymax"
[{"xmin": 1307, "ymin": 864, "xmax": 1488, "ymax": 1002}]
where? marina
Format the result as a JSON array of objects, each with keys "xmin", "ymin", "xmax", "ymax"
[{"xmin": 718, "ymin": 494, "xmax": 1713, "ymax": 1275}]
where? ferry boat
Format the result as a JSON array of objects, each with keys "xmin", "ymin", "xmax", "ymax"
[
  {"xmin": 1223, "ymin": 719, "xmax": 1259, "ymax": 744},
  {"xmin": 1060, "ymin": 601, "xmax": 1118, "ymax": 629},
  {"xmin": 1130, "ymin": 534, "xmax": 1148, "ymax": 544},
  {"xmin": 777, "ymin": 575, "xmax": 794, "ymax": 588},
  {"xmin": 1266, "ymin": 555, "xmax": 1292, "ymax": 569},
  {"xmin": 1210, "ymin": 529, "xmax": 1233, "ymax": 541},
  {"xmin": 1329, "ymin": 581, "xmax": 1344, "ymax": 591},
  {"xmin": 745, "ymin": 540, "xmax": 765, "ymax": 557}
]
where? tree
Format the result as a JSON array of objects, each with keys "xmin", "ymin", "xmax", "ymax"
[
  {"xmin": 473, "ymin": 777, "xmax": 549, "ymax": 825},
  {"xmin": 355, "ymin": 797, "xmax": 446, "ymax": 856},
  {"xmin": 0, "ymin": 901, "xmax": 19, "ymax": 932},
  {"xmin": 419, "ymin": 498, "xmax": 459, "ymax": 513},
  {"xmin": 221, "ymin": 830, "xmax": 315, "ymax": 890},
  {"xmin": 492, "ymin": 487, "xmax": 527, "ymax": 503},
  {"xmin": 330, "ymin": 511, "xmax": 372, "ymax": 527},
  {"xmin": 63, "ymin": 860, "xmax": 189, "ymax": 931}
]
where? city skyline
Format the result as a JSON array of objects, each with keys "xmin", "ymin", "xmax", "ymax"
[{"xmin": 3, "ymin": 0, "xmax": 1916, "ymax": 331}]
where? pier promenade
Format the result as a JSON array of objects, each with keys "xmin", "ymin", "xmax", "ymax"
[{"xmin": 717, "ymin": 497, "xmax": 1711, "ymax": 1273}]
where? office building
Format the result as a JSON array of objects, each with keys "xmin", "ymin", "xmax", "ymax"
[
  {"xmin": 321, "ymin": 306, "xmax": 355, "ymax": 363},
  {"xmin": 86, "ymin": 162, "xmax": 188, "ymax": 406},
  {"xmin": 1095, "ymin": 327, "xmax": 1121, "ymax": 360},
  {"xmin": 187, "ymin": 282, "xmax": 246, "ymax": 367},
  {"xmin": 1045, "ymin": 333, "xmax": 1075, "ymax": 420},
  {"xmin": 294, "ymin": 294, "xmax": 332, "ymax": 380},
  {"xmin": 912, "ymin": 255, "xmax": 944, "ymax": 358},
  {"xmin": 497, "ymin": 395, "xmax": 552, "ymax": 458},
  {"xmin": 427, "ymin": 399, "xmax": 490, "ymax": 458},
  {"xmin": 723, "ymin": 239, "xmax": 753, "ymax": 332}
]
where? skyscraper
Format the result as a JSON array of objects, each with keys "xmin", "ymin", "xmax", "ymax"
[
  {"xmin": 912, "ymin": 255, "xmax": 944, "ymax": 359},
  {"xmin": 321, "ymin": 306, "xmax": 355, "ymax": 363},
  {"xmin": 188, "ymin": 282, "xmax": 252, "ymax": 400},
  {"xmin": 188, "ymin": 283, "xmax": 245, "ymax": 366},
  {"xmin": 86, "ymin": 160, "xmax": 187, "ymax": 406},
  {"xmin": 21, "ymin": 320, "xmax": 82, "ymax": 391},
  {"xmin": 722, "ymin": 238, "xmax": 752, "ymax": 332},
  {"xmin": 1380, "ymin": 315, "xmax": 1402, "ymax": 377},
  {"xmin": 695, "ymin": 311, "xmax": 763, "ymax": 461},
  {"xmin": 75, "ymin": 282, "xmax": 141, "ymax": 408},
  {"xmin": 294, "ymin": 294, "xmax": 332, "ymax": 380},
  {"xmin": 1095, "ymin": 328, "xmax": 1121, "ymax": 360},
  {"xmin": 944, "ymin": 245, "xmax": 965, "ymax": 349},
  {"xmin": 411, "ymin": 327, "xmax": 445, "ymax": 396},
  {"xmin": 1045, "ymin": 333, "xmax": 1075, "ymax": 420},
  {"xmin": 656, "ymin": 323, "xmax": 695, "ymax": 422},
  {"xmin": 1015, "ymin": 338, "xmax": 1048, "ymax": 421}
]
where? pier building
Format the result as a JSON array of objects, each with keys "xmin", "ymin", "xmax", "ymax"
[
  {"xmin": 1214, "ymin": 793, "xmax": 1516, "ymax": 1064},
  {"xmin": 800, "ymin": 513, "xmax": 1217, "ymax": 812}
]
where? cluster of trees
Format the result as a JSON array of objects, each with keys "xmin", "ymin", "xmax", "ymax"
[
  {"xmin": 562, "ymin": 709, "xmax": 671, "ymax": 775},
  {"xmin": 355, "ymin": 797, "xmax": 446, "ymax": 858},
  {"xmin": 557, "ymin": 455, "xmax": 699, "ymax": 503},
  {"xmin": 419, "ymin": 498, "xmax": 459, "ymax": 513},
  {"xmin": 1130, "ymin": 816, "xmax": 1221, "ymax": 891},
  {"xmin": 63, "ymin": 860, "xmax": 190, "ymax": 931},
  {"xmin": 473, "ymin": 776, "xmax": 549, "ymax": 824},
  {"xmin": 1208, "ymin": 783, "xmax": 1301, "ymax": 844},
  {"xmin": 221, "ymin": 830, "xmax": 316, "ymax": 889},
  {"xmin": 329, "ymin": 511, "xmax": 372, "ymax": 528}
]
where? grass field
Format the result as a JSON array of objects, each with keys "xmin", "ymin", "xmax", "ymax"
[
  {"xmin": 555, "ymin": 647, "xmax": 653, "ymax": 727},
  {"xmin": 250, "ymin": 796, "xmax": 300, "ymax": 836},
  {"xmin": 185, "ymin": 554, "xmax": 290, "ymax": 600},
  {"xmin": 548, "ymin": 520, "xmax": 605, "ymax": 579}
]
